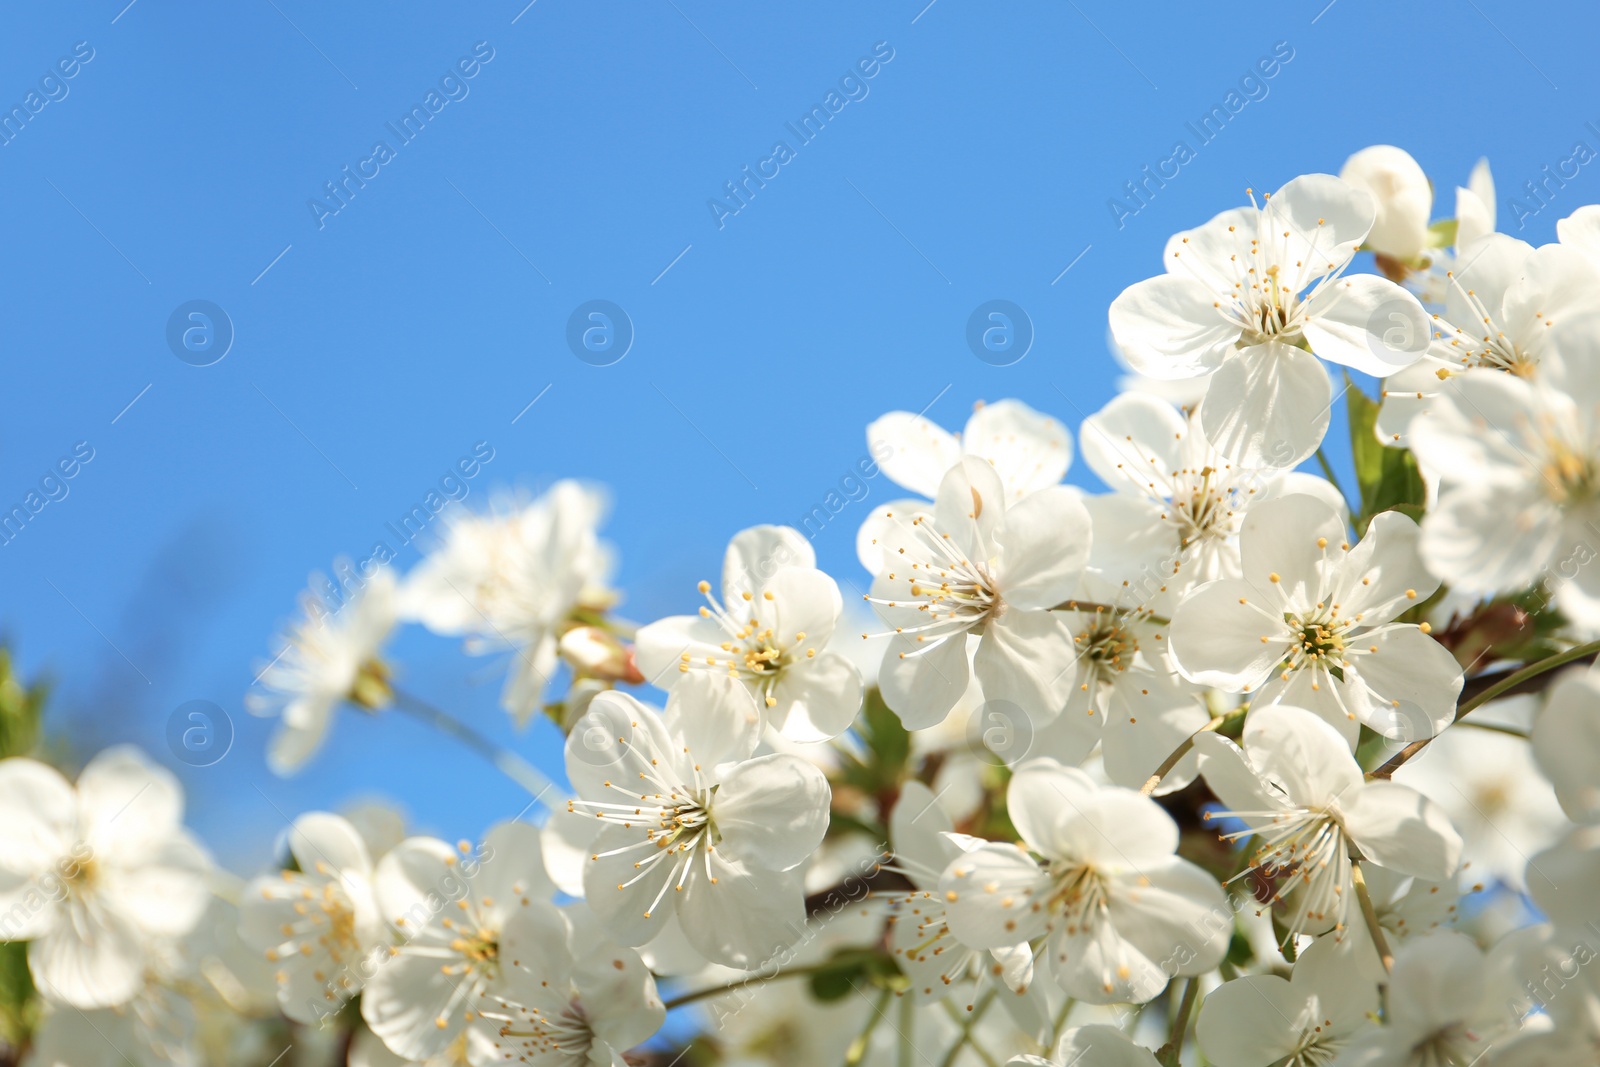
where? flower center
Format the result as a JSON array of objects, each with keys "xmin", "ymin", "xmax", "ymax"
[
  {"xmin": 349, "ymin": 657, "xmax": 392, "ymax": 709},
  {"xmin": 1044, "ymin": 861, "xmax": 1110, "ymax": 935},
  {"xmin": 687, "ymin": 582, "xmax": 818, "ymax": 709},
  {"xmin": 1078, "ymin": 620, "xmax": 1139, "ymax": 675},
  {"xmin": 1542, "ymin": 436, "xmax": 1599, "ymax": 506}
]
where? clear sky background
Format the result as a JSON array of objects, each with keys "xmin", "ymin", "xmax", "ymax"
[{"xmin": 2, "ymin": 0, "xmax": 1595, "ymax": 873}]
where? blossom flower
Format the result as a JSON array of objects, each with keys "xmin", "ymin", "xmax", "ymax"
[
  {"xmin": 565, "ymin": 677, "xmax": 830, "ymax": 969},
  {"xmin": 866, "ymin": 456, "xmax": 1092, "ymax": 729},
  {"xmin": 402, "ymin": 481, "xmax": 614, "ymax": 724},
  {"xmin": 1340, "ymin": 144, "xmax": 1434, "ymax": 265},
  {"xmin": 1409, "ymin": 317, "xmax": 1600, "ymax": 627},
  {"xmin": 1169, "ymin": 493, "xmax": 1463, "ymax": 746},
  {"xmin": 1195, "ymin": 936, "xmax": 1376, "ymax": 1067},
  {"xmin": 887, "ymin": 780, "xmax": 1041, "ymax": 1022},
  {"xmin": 1333, "ymin": 931, "xmax": 1521, "ymax": 1067},
  {"xmin": 636, "ymin": 525, "xmax": 863, "ymax": 742},
  {"xmin": 473, "ymin": 901, "xmax": 664, "ymax": 1067},
  {"xmin": 940, "ymin": 758, "xmax": 1229, "ymax": 1004},
  {"xmin": 1195, "ymin": 705, "xmax": 1462, "ymax": 940},
  {"xmin": 240, "ymin": 812, "xmax": 386, "ymax": 1023},
  {"xmin": 361, "ymin": 821, "xmax": 555, "ymax": 1063},
  {"xmin": 1532, "ymin": 668, "xmax": 1600, "ymax": 824},
  {"xmin": 1078, "ymin": 391, "xmax": 1346, "ymax": 602},
  {"xmin": 1376, "ymin": 234, "xmax": 1600, "ymax": 444},
  {"xmin": 1109, "ymin": 173, "xmax": 1431, "ymax": 467},
  {"xmin": 1406, "ymin": 157, "xmax": 1497, "ymax": 306},
  {"xmin": 249, "ymin": 565, "xmax": 399, "ymax": 774},
  {"xmin": 0, "ymin": 746, "xmax": 211, "ymax": 1009}
]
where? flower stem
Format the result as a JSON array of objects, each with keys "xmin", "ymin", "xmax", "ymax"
[
  {"xmin": 1314, "ymin": 446, "xmax": 1350, "ymax": 509},
  {"xmin": 845, "ymin": 987, "xmax": 893, "ymax": 1066},
  {"xmin": 1350, "ymin": 856, "xmax": 1393, "ymax": 974},
  {"xmin": 659, "ymin": 961, "xmax": 839, "ymax": 1011},
  {"xmin": 1140, "ymin": 709, "xmax": 1242, "ymax": 795},
  {"xmin": 1156, "ymin": 977, "xmax": 1199, "ymax": 1066},
  {"xmin": 937, "ymin": 987, "xmax": 998, "ymax": 1067},
  {"xmin": 388, "ymin": 688, "xmax": 565, "ymax": 806},
  {"xmin": 1369, "ymin": 638, "xmax": 1600, "ymax": 779}
]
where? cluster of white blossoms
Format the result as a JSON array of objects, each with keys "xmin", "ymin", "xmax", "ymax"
[{"xmin": 3, "ymin": 144, "xmax": 1600, "ymax": 1067}]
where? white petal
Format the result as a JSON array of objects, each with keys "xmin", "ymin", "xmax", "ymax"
[
  {"xmin": 867, "ymin": 411, "xmax": 963, "ymax": 499},
  {"xmin": 1342, "ymin": 781, "xmax": 1463, "ymax": 881},
  {"xmin": 1050, "ymin": 1025, "xmax": 1163, "ymax": 1067},
  {"xmin": 1168, "ymin": 578, "xmax": 1286, "ymax": 691},
  {"xmin": 940, "ymin": 842, "xmax": 1050, "ymax": 949},
  {"xmin": 674, "ymin": 861, "xmax": 806, "ymax": 970},
  {"xmin": 30, "ymin": 903, "xmax": 143, "ymax": 1009},
  {"xmin": 770, "ymin": 652, "xmax": 862, "ymax": 742},
  {"xmin": 996, "ymin": 487, "xmax": 1092, "ymax": 610},
  {"xmin": 1238, "ymin": 492, "xmax": 1348, "ymax": 605},
  {"xmin": 1558, "ymin": 204, "xmax": 1600, "ymax": 270},
  {"xmin": 633, "ymin": 614, "xmax": 724, "ymax": 690},
  {"xmin": 713, "ymin": 754, "xmax": 830, "ymax": 871},
  {"xmin": 572, "ymin": 936, "xmax": 664, "ymax": 1054},
  {"xmin": 963, "ymin": 399, "xmax": 1073, "ymax": 500},
  {"xmin": 1200, "ymin": 343, "xmax": 1331, "ymax": 469},
  {"xmin": 1240, "ymin": 704, "xmax": 1363, "ymax": 807},
  {"xmin": 1195, "ymin": 973, "xmax": 1302, "ymax": 1067},
  {"xmin": 879, "ymin": 633, "xmax": 972, "ymax": 730},
  {"xmin": 1343, "ymin": 626, "xmax": 1463, "ymax": 740},
  {"xmin": 663, "ymin": 670, "xmax": 762, "ymax": 768},
  {"xmin": 1106, "ymin": 857, "xmax": 1230, "ymax": 976},
  {"xmin": 934, "ymin": 456, "xmax": 1007, "ymax": 560},
  {"xmin": 1079, "ymin": 392, "xmax": 1188, "ymax": 495},
  {"xmin": 288, "ymin": 812, "xmax": 373, "ymax": 880},
  {"xmin": 1109, "ymin": 274, "xmax": 1239, "ymax": 379},
  {"xmin": 1331, "ymin": 510, "xmax": 1437, "ymax": 622},
  {"xmin": 722, "ymin": 525, "xmax": 813, "ymax": 604},
  {"xmin": 973, "ymin": 610, "xmax": 1077, "ymax": 721},
  {"xmin": 1532, "ymin": 669, "xmax": 1600, "ymax": 824},
  {"xmin": 77, "ymin": 746, "xmax": 185, "ymax": 862},
  {"xmin": 362, "ymin": 949, "xmax": 462, "ymax": 1061},
  {"xmin": 1304, "ymin": 274, "xmax": 1431, "ymax": 375},
  {"xmin": 856, "ymin": 497, "xmax": 931, "ymax": 575},
  {"xmin": 1339, "ymin": 145, "xmax": 1430, "ymax": 261}
]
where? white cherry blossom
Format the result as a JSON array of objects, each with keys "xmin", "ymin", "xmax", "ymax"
[
  {"xmin": 0, "ymin": 747, "xmax": 211, "ymax": 1010},
  {"xmin": 1196, "ymin": 936, "xmax": 1376, "ymax": 1067},
  {"xmin": 249, "ymin": 565, "xmax": 398, "ymax": 774},
  {"xmin": 1109, "ymin": 173, "xmax": 1430, "ymax": 467},
  {"xmin": 1377, "ymin": 234, "xmax": 1600, "ymax": 444},
  {"xmin": 940, "ymin": 758, "xmax": 1229, "ymax": 1004},
  {"xmin": 361, "ymin": 821, "xmax": 555, "ymax": 1063},
  {"xmin": 1170, "ymin": 493, "xmax": 1463, "ymax": 746},
  {"xmin": 1195, "ymin": 705, "xmax": 1462, "ymax": 941},
  {"xmin": 565, "ymin": 678, "xmax": 830, "ymax": 969},
  {"xmin": 866, "ymin": 456, "xmax": 1091, "ymax": 729},
  {"xmin": 1410, "ymin": 317, "xmax": 1600, "ymax": 627},
  {"xmin": 636, "ymin": 525, "xmax": 862, "ymax": 742},
  {"xmin": 240, "ymin": 811, "xmax": 386, "ymax": 1024},
  {"xmin": 402, "ymin": 482, "xmax": 614, "ymax": 724},
  {"xmin": 473, "ymin": 902, "xmax": 664, "ymax": 1067}
]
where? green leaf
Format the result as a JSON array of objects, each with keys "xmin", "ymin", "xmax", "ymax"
[
  {"xmin": 0, "ymin": 939, "xmax": 37, "ymax": 1051},
  {"xmin": 0, "ymin": 649, "xmax": 46, "ymax": 761},
  {"xmin": 860, "ymin": 688, "xmax": 909, "ymax": 775},
  {"xmin": 1427, "ymin": 218, "xmax": 1459, "ymax": 248},
  {"xmin": 808, "ymin": 949, "xmax": 902, "ymax": 1002},
  {"xmin": 1346, "ymin": 376, "xmax": 1428, "ymax": 535}
]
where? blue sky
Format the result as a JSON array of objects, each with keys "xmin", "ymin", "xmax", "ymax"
[{"xmin": 1, "ymin": 0, "xmax": 1595, "ymax": 872}]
